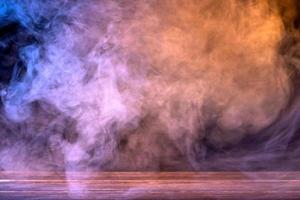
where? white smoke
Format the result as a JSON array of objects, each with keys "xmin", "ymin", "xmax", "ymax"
[{"xmin": 0, "ymin": 0, "xmax": 294, "ymax": 171}]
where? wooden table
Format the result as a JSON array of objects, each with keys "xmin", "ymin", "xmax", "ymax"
[{"xmin": 0, "ymin": 171, "xmax": 299, "ymax": 199}]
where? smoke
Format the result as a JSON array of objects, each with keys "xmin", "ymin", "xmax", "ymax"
[{"xmin": 0, "ymin": 0, "xmax": 299, "ymax": 172}]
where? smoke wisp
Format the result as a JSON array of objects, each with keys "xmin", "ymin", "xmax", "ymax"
[{"xmin": 0, "ymin": 0, "xmax": 299, "ymax": 171}]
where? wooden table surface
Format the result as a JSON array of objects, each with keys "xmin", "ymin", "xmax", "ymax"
[{"xmin": 0, "ymin": 171, "xmax": 299, "ymax": 199}]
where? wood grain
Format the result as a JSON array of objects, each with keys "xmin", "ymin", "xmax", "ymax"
[{"xmin": 0, "ymin": 171, "xmax": 299, "ymax": 199}]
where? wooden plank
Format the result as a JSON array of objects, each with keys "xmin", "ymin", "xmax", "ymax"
[{"xmin": 0, "ymin": 172, "xmax": 299, "ymax": 199}]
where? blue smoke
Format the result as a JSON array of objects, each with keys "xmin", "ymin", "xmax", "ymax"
[{"xmin": 0, "ymin": 1, "xmax": 39, "ymax": 120}]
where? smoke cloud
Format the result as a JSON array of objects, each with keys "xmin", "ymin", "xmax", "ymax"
[{"xmin": 0, "ymin": 0, "xmax": 299, "ymax": 171}]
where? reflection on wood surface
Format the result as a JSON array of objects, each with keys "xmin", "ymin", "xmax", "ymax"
[{"xmin": 0, "ymin": 172, "xmax": 299, "ymax": 199}]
